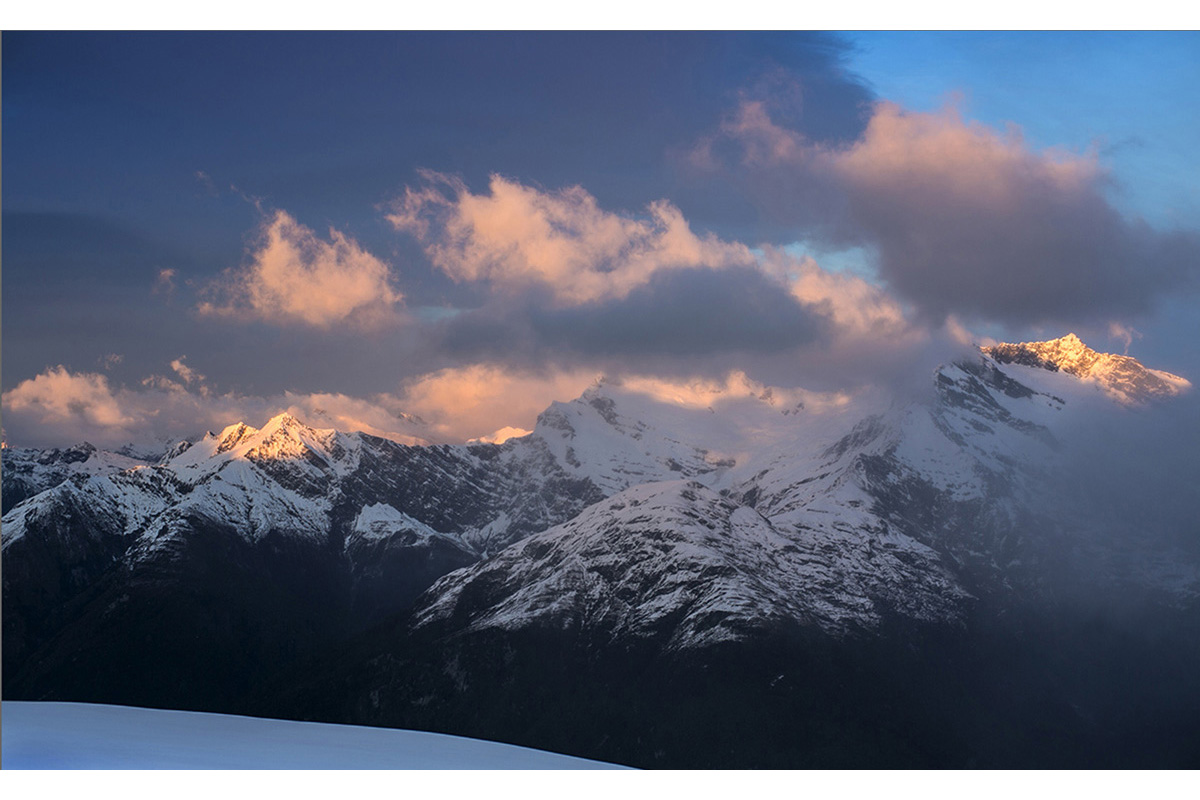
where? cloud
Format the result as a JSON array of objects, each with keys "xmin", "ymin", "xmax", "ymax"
[
  {"xmin": 388, "ymin": 172, "xmax": 937, "ymax": 388},
  {"xmin": 759, "ymin": 249, "xmax": 912, "ymax": 341},
  {"xmin": 394, "ymin": 363, "xmax": 862, "ymax": 447},
  {"xmin": 614, "ymin": 370, "xmax": 854, "ymax": 415},
  {"xmin": 154, "ymin": 268, "xmax": 177, "ymax": 297},
  {"xmin": 3, "ymin": 367, "xmax": 137, "ymax": 439},
  {"xmin": 200, "ymin": 210, "xmax": 404, "ymax": 327},
  {"xmin": 694, "ymin": 99, "xmax": 1200, "ymax": 326},
  {"xmin": 170, "ymin": 356, "xmax": 204, "ymax": 387},
  {"xmin": 522, "ymin": 265, "xmax": 828, "ymax": 358},
  {"xmin": 416, "ymin": 262, "xmax": 936, "ymax": 401},
  {"xmin": 388, "ymin": 171, "xmax": 755, "ymax": 305},
  {"xmin": 395, "ymin": 364, "xmax": 599, "ymax": 442},
  {"xmin": 1, "ymin": 365, "xmax": 431, "ymax": 450},
  {"xmin": 1107, "ymin": 322, "xmax": 1142, "ymax": 355}
]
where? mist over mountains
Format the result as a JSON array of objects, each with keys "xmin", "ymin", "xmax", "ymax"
[{"xmin": 3, "ymin": 335, "xmax": 1199, "ymax": 767}]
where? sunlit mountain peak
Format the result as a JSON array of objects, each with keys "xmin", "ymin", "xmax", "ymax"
[
  {"xmin": 214, "ymin": 422, "xmax": 260, "ymax": 454},
  {"xmin": 983, "ymin": 334, "xmax": 1190, "ymax": 405}
]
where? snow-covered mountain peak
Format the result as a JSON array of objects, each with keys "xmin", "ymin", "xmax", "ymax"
[
  {"xmin": 158, "ymin": 411, "xmax": 358, "ymax": 491},
  {"xmin": 984, "ymin": 333, "xmax": 1096, "ymax": 374},
  {"xmin": 261, "ymin": 410, "xmax": 304, "ymax": 431},
  {"xmin": 215, "ymin": 422, "xmax": 260, "ymax": 454},
  {"xmin": 217, "ymin": 412, "xmax": 355, "ymax": 473},
  {"xmin": 982, "ymin": 334, "xmax": 1190, "ymax": 405}
]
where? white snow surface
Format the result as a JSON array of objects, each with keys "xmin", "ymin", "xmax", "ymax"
[{"xmin": 0, "ymin": 702, "xmax": 629, "ymax": 769}]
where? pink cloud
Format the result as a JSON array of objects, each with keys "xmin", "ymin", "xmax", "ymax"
[
  {"xmin": 758, "ymin": 248, "xmax": 915, "ymax": 342},
  {"xmin": 200, "ymin": 210, "xmax": 404, "ymax": 327},
  {"xmin": 395, "ymin": 364, "xmax": 599, "ymax": 442},
  {"xmin": 388, "ymin": 172, "xmax": 754, "ymax": 305},
  {"xmin": 3, "ymin": 367, "xmax": 136, "ymax": 437}
]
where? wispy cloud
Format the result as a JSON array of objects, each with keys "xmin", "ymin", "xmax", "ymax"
[
  {"xmin": 200, "ymin": 210, "xmax": 404, "ymax": 328},
  {"xmin": 153, "ymin": 268, "xmax": 177, "ymax": 298},
  {"xmin": 169, "ymin": 356, "xmax": 205, "ymax": 387},
  {"xmin": 1107, "ymin": 321, "xmax": 1143, "ymax": 354}
]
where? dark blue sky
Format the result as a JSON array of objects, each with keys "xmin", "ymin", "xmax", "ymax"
[{"xmin": 4, "ymin": 31, "xmax": 1198, "ymax": 446}]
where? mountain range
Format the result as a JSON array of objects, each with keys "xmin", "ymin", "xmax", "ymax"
[{"xmin": 3, "ymin": 334, "xmax": 1199, "ymax": 767}]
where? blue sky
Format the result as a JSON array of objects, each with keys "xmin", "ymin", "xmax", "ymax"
[
  {"xmin": 850, "ymin": 32, "xmax": 1200, "ymax": 227},
  {"xmin": 3, "ymin": 32, "xmax": 1198, "ymax": 447}
]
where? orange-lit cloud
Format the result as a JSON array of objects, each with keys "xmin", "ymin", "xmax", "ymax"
[
  {"xmin": 3, "ymin": 362, "xmax": 593, "ymax": 450},
  {"xmin": 758, "ymin": 249, "xmax": 912, "ymax": 341},
  {"xmin": 389, "ymin": 171, "xmax": 754, "ymax": 305},
  {"xmin": 697, "ymin": 99, "xmax": 1100, "ymax": 207},
  {"xmin": 395, "ymin": 364, "xmax": 599, "ymax": 442},
  {"xmin": 614, "ymin": 370, "xmax": 854, "ymax": 415},
  {"xmin": 4, "ymin": 367, "xmax": 137, "ymax": 435},
  {"xmin": 200, "ymin": 210, "xmax": 404, "ymax": 327}
]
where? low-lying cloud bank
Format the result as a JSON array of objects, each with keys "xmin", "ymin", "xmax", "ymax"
[{"xmin": 2, "ymin": 364, "xmax": 430, "ymax": 450}]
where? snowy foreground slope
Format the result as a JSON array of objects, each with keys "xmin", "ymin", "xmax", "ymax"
[
  {"xmin": 1, "ymin": 702, "xmax": 628, "ymax": 769},
  {"xmin": 3, "ymin": 335, "xmax": 1199, "ymax": 768}
]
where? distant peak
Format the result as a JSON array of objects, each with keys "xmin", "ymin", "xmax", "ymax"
[
  {"xmin": 256, "ymin": 412, "xmax": 323, "ymax": 440},
  {"xmin": 982, "ymin": 334, "xmax": 1189, "ymax": 405},
  {"xmin": 982, "ymin": 334, "xmax": 1098, "ymax": 375}
]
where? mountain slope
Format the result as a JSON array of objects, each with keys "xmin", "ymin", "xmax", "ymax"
[
  {"xmin": 415, "ymin": 479, "xmax": 968, "ymax": 648},
  {"xmin": 1, "ymin": 411, "xmax": 604, "ymax": 706},
  {"xmin": 3, "ymin": 336, "xmax": 1198, "ymax": 766},
  {"xmin": 1, "ymin": 443, "xmax": 151, "ymax": 513}
]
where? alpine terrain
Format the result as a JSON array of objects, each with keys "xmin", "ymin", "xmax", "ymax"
[{"xmin": 4, "ymin": 335, "xmax": 1199, "ymax": 767}]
